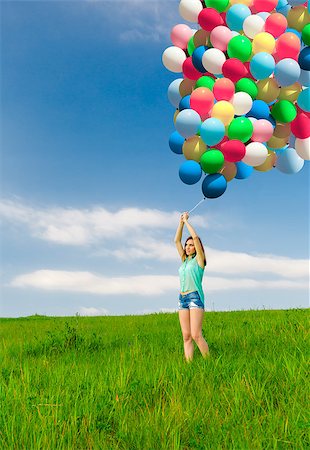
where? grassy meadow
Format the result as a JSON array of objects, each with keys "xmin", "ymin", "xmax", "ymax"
[{"xmin": 0, "ymin": 308, "xmax": 309, "ymax": 449}]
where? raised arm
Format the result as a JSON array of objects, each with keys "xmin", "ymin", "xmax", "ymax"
[
  {"xmin": 174, "ymin": 214, "xmax": 185, "ymax": 261},
  {"xmin": 182, "ymin": 212, "xmax": 206, "ymax": 268}
]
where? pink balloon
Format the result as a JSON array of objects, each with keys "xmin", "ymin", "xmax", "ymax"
[
  {"xmin": 220, "ymin": 140, "xmax": 246, "ymax": 163},
  {"xmin": 264, "ymin": 13, "xmax": 287, "ymax": 38},
  {"xmin": 213, "ymin": 78, "xmax": 235, "ymax": 101},
  {"xmin": 210, "ymin": 26, "xmax": 232, "ymax": 51},
  {"xmin": 190, "ymin": 87, "xmax": 215, "ymax": 120},
  {"xmin": 183, "ymin": 57, "xmax": 205, "ymax": 80},
  {"xmin": 171, "ymin": 24, "xmax": 194, "ymax": 50},
  {"xmin": 252, "ymin": 120, "xmax": 274, "ymax": 143}
]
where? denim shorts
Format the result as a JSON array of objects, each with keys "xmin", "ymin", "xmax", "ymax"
[{"xmin": 178, "ymin": 291, "xmax": 204, "ymax": 310}]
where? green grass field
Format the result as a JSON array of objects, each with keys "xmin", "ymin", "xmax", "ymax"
[{"xmin": 0, "ymin": 309, "xmax": 309, "ymax": 449}]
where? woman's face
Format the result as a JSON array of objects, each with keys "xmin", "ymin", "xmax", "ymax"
[{"xmin": 185, "ymin": 239, "xmax": 195, "ymax": 256}]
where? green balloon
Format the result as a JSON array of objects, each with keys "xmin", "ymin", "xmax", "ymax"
[
  {"xmin": 228, "ymin": 117, "xmax": 253, "ymax": 143},
  {"xmin": 235, "ymin": 78, "xmax": 258, "ymax": 100},
  {"xmin": 200, "ymin": 150, "xmax": 224, "ymax": 174},
  {"xmin": 271, "ymin": 100, "xmax": 297, "ymax": 123},
  {"xmin": 205, "ymin": 0, "xmax": 229, "ymax": 12},
  {"xmin": 195, "ymin": 76, "xmax": 215, "ymax": 91},
  {"xmin": 302, "ymin": 23, "xmax": 310, "ymax": 46},
  {"xmin": 187, "ymin": 36, "xmax": 195, "ymax": 56},
  {"xmin": 227, "ymin": 36, "xmax": 252, "ymax": 62}
]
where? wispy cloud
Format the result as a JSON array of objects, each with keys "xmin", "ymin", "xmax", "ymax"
[
  {"xmin": 9, "ymin": 270, "xmax": 309, "ymax": 295},
  {"xmin": 86, "ymin": 0, "xmax": 184, "ymax": 43}
]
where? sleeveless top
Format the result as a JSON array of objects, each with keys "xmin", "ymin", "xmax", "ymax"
[{"xmin": 178, "ymin": 255, "xmax": 205, "ymax": 303}]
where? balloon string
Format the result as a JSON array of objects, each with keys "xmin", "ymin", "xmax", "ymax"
[{"xmin": 188, "ymin": 197, "xmax": 206, "ymax": 214}]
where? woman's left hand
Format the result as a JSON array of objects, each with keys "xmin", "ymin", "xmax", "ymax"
[{"xmin": 182, "ymin": 212, "xmax": 189, "ymax": 222}]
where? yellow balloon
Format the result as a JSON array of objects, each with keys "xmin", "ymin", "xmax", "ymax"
[
  {"xmin": 256, "ymin": 78, "xmax": 280, "ymax": 104},
  {"xmin": 182, "ymin": 136, "xmax": 206, "ymax": 162},
  {"xmin": 174, "ymin": 109, "xmax": 179, "ymax": 124},
  {"xmin": 252, "ymin": 32, "xmax": 275, "ymax": 54},
  {"xmin": 211, "ymin": 101, "xmax": 234, "ymax": 126},
  {"xmin": 273, "ymin": 122, "xmax": 291, "ymax": 139},
  {"xmin": 287, "ymin": 6, "xmax": 310, "ymax": 32},
  {"xmin": 219, "ymin": 162, "xmax": 237, "ymax": 181},
  {"xmin": 254, "ymin": 151, "xmax": 277, "ymax": 172},
  {"xmin": 278, "ymin": 82, "xmax": 302, "ymax": 103},
  {"xmin": 230, "ymin": 0, "xmax": 253, "ymax": 5},
  {"xmin": 267, "ymin": 135, "xmax": 288, "ymax": 149}
]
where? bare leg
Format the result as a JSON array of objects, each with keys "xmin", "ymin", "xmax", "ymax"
[
  {"xmin": 190, "ymin": 308, "xmax": 210, "ymax": 358},
  {"xmin": 179, "ymin": 309, "xmax": 194, "ymax": 362}
]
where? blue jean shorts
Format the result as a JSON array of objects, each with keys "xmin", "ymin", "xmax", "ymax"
[{"xmin": 178, "ymin": 291, "xmax": 204, "ymax": 310}]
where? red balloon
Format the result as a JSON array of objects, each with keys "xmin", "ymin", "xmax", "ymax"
[
  {"xmin": 220, "ymin": 140, "xmax": 246, "ymax": 162},
  {"xmin": 222, "ymin": 58, "xmax": 249, "ymax": 83},
  {"xmin": 254, "ymin": 0, "xmax": 277, "ymax": 12},
  {"xmin": 213, "ymin": 78, "xmax": 235, "ymax": 101},
  {"xmin": 182, "ymin": 57, "xmax": 206, "ymax": 80},
  {"xmin": 264, "ymin": 13, "xmax": 288, "ymax": 38},
  {"xmin": 291, "ymin": 113, "xmax": 310, "ymax": 139},
  {"xmin": 198, "ymin": 8, "xmax": 224, "ymax": 32},
  {"xmin": 190, "ymin": 87, "xmax": 215, "ymax": 120},
  {"xmin": 275, "ymin": 33, "xmax": 301, "ymax": 61}
]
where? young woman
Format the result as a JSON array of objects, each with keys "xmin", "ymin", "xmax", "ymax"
[{"xmin": 174, "ymin": 211, "xmax": 210, "ymax": 362}]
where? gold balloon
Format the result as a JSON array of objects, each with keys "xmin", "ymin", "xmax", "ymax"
[
  {"xmin": 256, "ymin": 78, "xmax": 280, "ymax": 104},
  {"xmin": 278, "ymin": 82, "xmax": 302, "ymax": 102},
  {"xmin": 254, "ymin": 151, "xmax": 277, "ymax": 172},
  {"xmin": 287, "ymin": 6, "xmax": 310, "ymax": 32},
  {"xmin": 179, "ymin": 78, "xmax": 196, "ymax": 97},
  {"xmin": 219, "ymin": 162, "xmax": 237, "ymax": 181},
  {"xmin": 173, "ymin": 109, "xmax": 179, "ymax": 124},
  {"xmin": 182, "ymin": 136, "xmax": 206, "ymax": 162},
  {"xmin": 273, "ymin": 122, "xmax": 291, "ymax": 139},
  {"xmin": 193, "ymin": 29, "xmax": 209, "ymax": 48},
  {"xmin": 267, "ymin": 135, "xmax": 288, "ymax": 149}
]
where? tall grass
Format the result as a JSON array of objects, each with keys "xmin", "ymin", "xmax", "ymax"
[{"xmin": 0, "ymin": 309, "xmax": 309, "ymax": 449}]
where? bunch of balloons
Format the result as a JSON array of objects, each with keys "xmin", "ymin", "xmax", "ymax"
[{"xmin": 162, "ymin": 0, "xmax": 309, "ymax": 199}]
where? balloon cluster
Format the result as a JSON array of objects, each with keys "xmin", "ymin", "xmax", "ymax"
[{"xmin": 162, "ymin": 0, "xmax": 309, "ymax": 199}]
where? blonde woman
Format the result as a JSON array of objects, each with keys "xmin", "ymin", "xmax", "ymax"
[{"xmin": 174, "ymin": 212, "xmax": 210, "ymax": 362}]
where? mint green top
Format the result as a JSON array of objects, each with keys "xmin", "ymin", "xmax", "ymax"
[{"xmin": 178, "ymin": 256, "xmax": 205, "ymax": 303}]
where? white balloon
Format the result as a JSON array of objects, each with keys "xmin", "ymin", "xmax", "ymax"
[
  {"xmin": 202, "ymin": 48, "xmax": 226, "ymax": 74},
  {"xmin": 242, "ymin": 142, "xmax": 268, "ymax": 166},
  {"xmin": 232, "ymin": 92, "xmax": 253, "ymax": 115},
  {"xmin": 179, "ymin": 0, "xmax": 203, "ymax": 23},
  {"xmin": 243, "ymin": 15, "xmax": 265, "ymax": 39},
  {"xmin": 295, "ymin": 137, "xmax": 310, "ymax": 160},
  {"xmin": 162, "ymin": 46, "xmax": 187, "ymax": 73}
]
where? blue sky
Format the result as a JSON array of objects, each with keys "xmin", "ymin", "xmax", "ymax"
[{"xmin": 1, "ymin": 0, "xmax": 309, "ymax": 317}]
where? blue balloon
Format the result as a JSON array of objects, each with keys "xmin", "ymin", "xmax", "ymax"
[
  {"xmin": 235, "ymin": 162, "xmax": 253, "ymax": 179},
  {"xmin": 179, "ymin": 160, "xmax": 202, "ymax": 185},
  {"xmin": 169, "ymin": 131, "xmax": 185, "ymax": 154},
  {"xmin": 289, "ymin": 134, "xmax": 296, "ymax": 147},
  {"xmin": 246, "ymin": 100, "xmax": 270, "ymax": 120},
  {"xmin": 250, "ymin": 52, "xmax": 275, "ymax": 80},
  {"xmin": 175, "ymin": 109, "xmax": 201, "ymax": 138},
  {"xmin": 274, "ymin": 58, "xmax": 301, "ymax": 87},
  {"xmin": 287, "ymin": 0, "xmax": 306, "ymax": 5},
  {"xmin": 168, "ymin": 79, "xmax": 182, "ymax": 108},
  {"xmin": 276, "ymin": 148, "xmax": 304, "ymax": 174},
  {"xmin": 226, "ymin": 5, "xmax": 251, "ymax": 31},
  {"xmin": 299, "ymin": 69, "xmax": 310, "ymax": 87},
  {"xmin": 200, "ymin": 118, "xmax": 225, "ymax": 146},
  {"xmin": 276, "ymin": 3, "xmax": 291, "ymax": 16},
  {"xmin": 201, "ymin": 174, "xmax": 227, "ymax": 199},
  {"xmin": 179, "ymin": 95, "xmax": 191, "ymax": 111},
  {"xmin": 297, "ymin": 88, "xmax": 310, "ymax": 112},
  {"xmin": 257, "ymin": 12, "xmax": 270, "ymax": 20},
  {"xmin": 192, "ymin": 46, "xmax": 208, "ymax": 73},
  {"xmin": 267, "ymin": 115, "xmax": 276, "ymax": 128},
  {"xmin": 298, "ymin": 47, "xmax": 310, "ymax": 71}
]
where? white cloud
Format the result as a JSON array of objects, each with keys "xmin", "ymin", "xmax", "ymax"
[
  {"xmin": 78, "ymin": 306, "xmax": 110, "ymax": 316},
  {"xmin": 9, "ymin": 270, "xmax": 309, "ymax": 295},
  {"xmin": 0, "ymin": 198, "xmax": 206, "ymax": 246}
]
